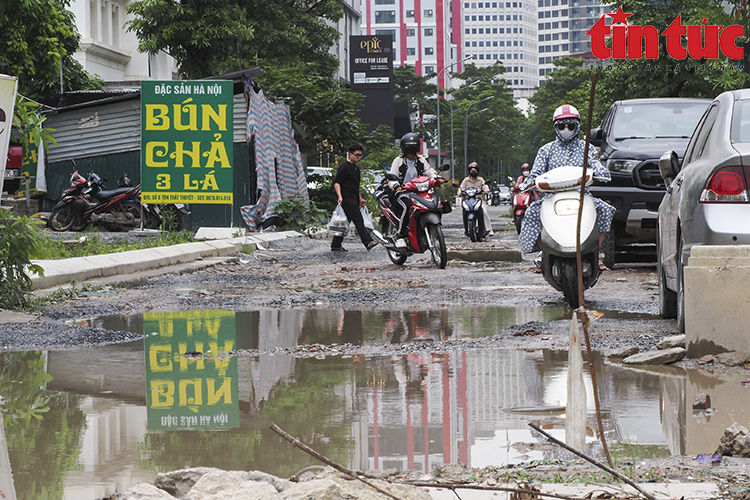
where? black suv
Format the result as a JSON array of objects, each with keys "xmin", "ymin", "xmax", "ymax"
[{"xmin": 589, "ymin": 98, "xmax": 710, "ymax": 266}]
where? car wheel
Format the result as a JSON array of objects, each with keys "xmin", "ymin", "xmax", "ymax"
[
  {"xmin": 658, "ymin": 256, "xmax": 677, "ymax": 319},
  {"xmin": 675, "ymin": 239, "xmax": 686, "ymax": 333}
]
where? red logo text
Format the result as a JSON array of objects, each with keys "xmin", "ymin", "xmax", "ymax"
[{"xmin": 587, "ymin": 7, "xmax": 745, "ymax": 60}]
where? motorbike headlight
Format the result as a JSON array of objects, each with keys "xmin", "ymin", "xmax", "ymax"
[
  {"xmin": 554, "ymin": 199, "xmax": 581, "ymax": 216},
  {"xmin": 606, "ymin": 159, "xmax": 640, "ymax": 176},
  {"xmin": 414, "ymin": 179, "xmax": 430, "ymax": 192}
]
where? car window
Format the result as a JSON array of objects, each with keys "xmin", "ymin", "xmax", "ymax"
[
  {"xmin": 688, "ymin": 104, "xmax": 719, "ymax": 162},
  {"xmin": 611, "ymin": 101, "xmax": 708, "ymax": 140},
  {"xmin": 730, "ymin": 99, "xmax": 750, "ymax": 143}
]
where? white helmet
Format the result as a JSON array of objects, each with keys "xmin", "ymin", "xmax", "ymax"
[{"xmin": 553, "ymin": 104, "xmax": 580, "ymax": 122}]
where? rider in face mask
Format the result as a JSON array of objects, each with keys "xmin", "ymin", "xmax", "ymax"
[
  {"xmin": 459, "ymin": 162, "xmax": 494, "ymax": 239},
  {"xmin": 517, "ymin": 104, "xmax": 616, "ymax": 271}
]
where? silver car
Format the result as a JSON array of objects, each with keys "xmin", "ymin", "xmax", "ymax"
[{"xmin": 657, "ymin": 88, "xmax": 750, "ymax": 331}]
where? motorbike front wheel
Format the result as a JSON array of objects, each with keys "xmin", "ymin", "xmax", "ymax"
[
  {"xmin": 560, "ymin": 258, "xmax": 580, "ymax": 309},
  {"xmin": 468, "ymin": 217, "xmax": 479, "ymax": 242},
  {"xmin": 382, "ymin": 219, "xmax": 407, "ymax": 265},
  {"xmin": 427, "ymin": 224, "xmax": 447, "ymax": 269},
  {"xmin": 513, "ymin": 210, "xmax": 523, "ymax": 234},
  {"xmin": 48, "ymin": 206, "xmax": 77, "ymax": 231}
]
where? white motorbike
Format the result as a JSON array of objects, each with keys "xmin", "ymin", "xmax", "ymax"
[{"xmin": 529, "ymin": 166, "xmax": 601, "ymax": 308}]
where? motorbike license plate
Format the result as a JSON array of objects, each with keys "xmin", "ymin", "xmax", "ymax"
[{"xmin": 4, "ymin": 169, "xmax": 17, "ymax": 178}]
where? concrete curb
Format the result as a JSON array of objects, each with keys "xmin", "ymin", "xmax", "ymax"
[
  {"xmin": 31, "ymin": 230, "xmax": 303, "ymax": 290},
  {"xmin": 447, "ymin": 248, "xmax": 521, "ymax": 262}
]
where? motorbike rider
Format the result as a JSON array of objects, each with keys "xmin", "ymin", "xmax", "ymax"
[
  {"xmin": 388, "ymin": 132, "xmax": 446, "ymax": 248},
  {"xmin": 517, "ymin": 104, "xmax": 615, "ymax": 271},
  {"xmin": 514, "ymin": 163, "xmax": 531, "ymax": 190},
  {"xmin": 512, "ymin": 163, "xmax": 538, "ymax": 201},
  {"xmin": 459, "ymin": 161, "xmax": 494, "ymax": 239}
]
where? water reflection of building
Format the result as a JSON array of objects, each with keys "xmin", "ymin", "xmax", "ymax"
[{"xmin": 351, "ymin": 349, "xmax": 679, "ymax": 472}]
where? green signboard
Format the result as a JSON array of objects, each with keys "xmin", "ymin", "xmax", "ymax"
[
  {"xmin": 140, "ymin": 80, "xmax": 234, "ymax": 204},
  {"xmin": 144, "ymin": 310, "xmax": 240, "ymax": 430}
]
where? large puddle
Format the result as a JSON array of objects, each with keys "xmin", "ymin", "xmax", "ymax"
[{"xmin": 1, "ymin": 307, "xmax": 748, "ymax": 500}]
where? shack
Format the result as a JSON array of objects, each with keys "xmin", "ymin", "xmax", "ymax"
[{"xmin": 42, "ymin": 68, "xmax": 279, "ymax": 230}]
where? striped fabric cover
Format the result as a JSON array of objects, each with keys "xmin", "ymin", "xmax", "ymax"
[{"xmin": 241, "ymin": 88, "xmax": 307, "ymax": 230}]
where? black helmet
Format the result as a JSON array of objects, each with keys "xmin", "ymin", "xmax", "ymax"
[
  {"xmin": 400, "ymin": 132, "xmax": 420, "ymax": 155},
  {"xmin": 468, "ymin": 161, "xmax": 479, "ymax": 172},
  {"xmin": 520, "ymin": 163, "xmax": 530, "ymax": 172}
]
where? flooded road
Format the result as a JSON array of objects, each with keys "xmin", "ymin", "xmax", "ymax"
[{"xmin": 2, "ymin": 307, "xmax": 748, "ymax": 500}]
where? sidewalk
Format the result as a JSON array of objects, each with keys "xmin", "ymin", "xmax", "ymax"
[{"xmin": 30, "ymin": 230, "xmax": 303, "ymax": 290}]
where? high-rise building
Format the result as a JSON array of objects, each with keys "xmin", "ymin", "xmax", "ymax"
[
  {"xmin": 461, "ymin": 1, "xmax": 539, "ymax": 98},
  {"xmin": 328, "ymin": 0, "xmax": 364, "ymax": 84},
  {"xmin": 360, "ymin": 0, "xmax": 462, "ymax": 89},
  {"xmin": 537, "ymin": 0, "xmax": 610, "ymax": 80}
]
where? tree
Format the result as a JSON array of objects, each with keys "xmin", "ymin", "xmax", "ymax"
[
  {"xmin": 0, "ymin": 0, "xmax": 104, "ymax": 105},
  {"xmin": 393, "ymin": 65, "xmax": 437, "ymax": 142},
  {"xmin": 126, "ymin": 0, "xmax": 365, "ymax": 152},
  {"xmin": 528, "ymin": 58, "xmax": 595, "ymax": 150},
  {"xmin": 447, "ymin": 63, "xmax": 528, "ymax": 180}
]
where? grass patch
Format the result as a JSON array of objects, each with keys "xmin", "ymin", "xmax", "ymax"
[
  {"xmin": 34, "ymin": 231, "xmax": 197, "ymax": 260},
  {"xmin": 30, "ymin": 281, "xmax": 102, "ymax": 310}
]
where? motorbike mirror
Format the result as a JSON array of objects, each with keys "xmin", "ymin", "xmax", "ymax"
[
  {"xmin": 439, "ymin": 163, "xmax": 451, "ymax": 172},
  {"xmin": 658, "ymin": 150, "xmax": 680, "ymax": 185},
  {"xmin": 385, "ymin": 173, "xmax": 399, "ymax": 181}
]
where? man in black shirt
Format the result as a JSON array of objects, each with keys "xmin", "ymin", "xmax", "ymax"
[{"xmin": 331, "ymin": 143, "xmax": 378, "ymax": 252}]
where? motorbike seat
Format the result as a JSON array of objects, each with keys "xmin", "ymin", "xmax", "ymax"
[{"xmin": 94, "ymin": 187, "xmax": 135, "ymax": 200}]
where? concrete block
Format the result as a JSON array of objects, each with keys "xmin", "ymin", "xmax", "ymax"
[
  {"xmin": 202, "ymin": 240, "xmax": 240, "ymax": 257},
  {"xmin": 105, "ymin": 251, "xmax": 160, "ymax": 272},
  {"xmin": 150, "ymin": 246, "xmax": 193, "ymax": 266},
  {"xmin": 194, "ymin": 227, "xmax": 243, "ymax": 240},
  {"xmin": 688, "ymin": 244, "xmax": 750, "ymax": 267},
  {"xmin": 685, "ymin": 245, "xmax": 750, "ymax": 357}
]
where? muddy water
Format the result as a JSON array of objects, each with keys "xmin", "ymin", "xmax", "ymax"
[{"xmin": 0, "ymin": 307, "xmax": 746, "ymax": 500}]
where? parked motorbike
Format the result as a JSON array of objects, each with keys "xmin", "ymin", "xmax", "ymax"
[
  {"xmin": 512, "ymin": 176, "xmax": 538, "ymax": 234},
  {"xmin": 461, "ymin": 186, "xmax": 486, "ymax": 242},
  {"xmin": 371, "ymin": 166, "xmax": 450, "ymax": 269},
  {"xmin": 527, "ymin": 166, "xmax": 601, "ymax": 308},
  {"xmin": 118, "ymin": 172, "xmax": 187, "ymax": 231},
  {"xmin": 48, "ymin": 170, "xmax": 144, "ymax": 232}
]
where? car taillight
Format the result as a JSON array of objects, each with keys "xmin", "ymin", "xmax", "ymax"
[{"xmin": 699, "ymin": 167, "xmax": 749, "ymax": 203}]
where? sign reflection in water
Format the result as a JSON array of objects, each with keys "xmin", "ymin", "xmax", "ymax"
[{"xmin": 144, "ymin": 310, "xmax": 239, "ymax": 430}]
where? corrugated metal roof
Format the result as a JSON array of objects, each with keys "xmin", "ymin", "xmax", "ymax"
[{"xmin": 45, "ymin": 98, "xmax": 141, "ymax": 162}]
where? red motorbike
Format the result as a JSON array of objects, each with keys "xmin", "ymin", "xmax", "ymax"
[
  {"xmin": 48, "ymin": 170, "xmax": 144, "ymax": 232},
  {"xmin": 512, "ymin": 175, "xmax": 538, "ymax": 234},
  {"xmin": 371, "ymin": 167, "xmax": 450, "ymax": 269}
]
